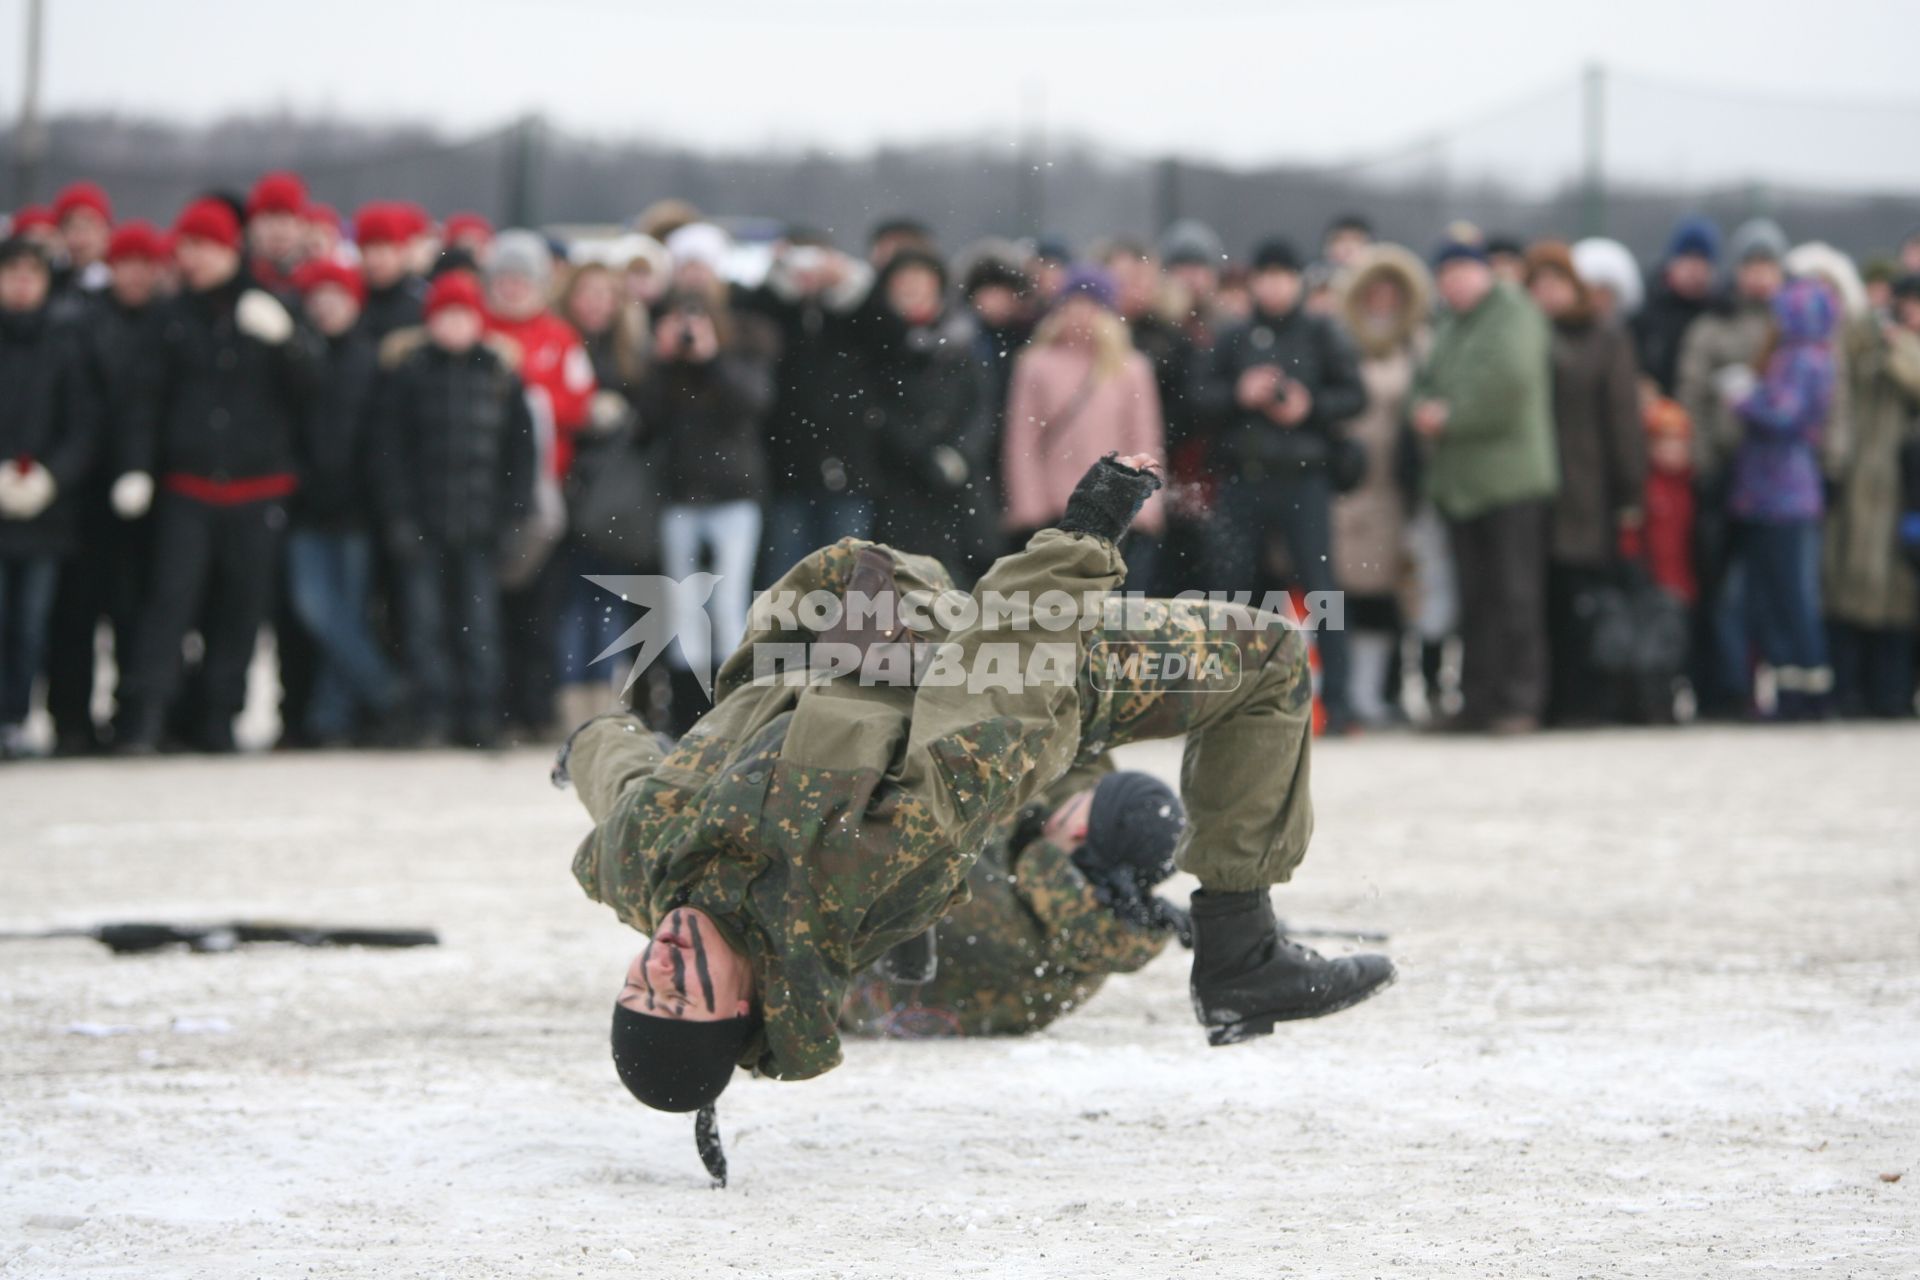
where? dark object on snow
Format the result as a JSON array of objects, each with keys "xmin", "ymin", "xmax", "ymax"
[
  {"xmin": 1057, "ymin": 453, "xmax": 1162, "ymax": 543},
  {"xmin": 1187, "ymin": 889, "xmax": 1395, "ymax": 1046},
  {"xmin": 0, "ymin": 921, "xmax": 439, "ymax": 954}
]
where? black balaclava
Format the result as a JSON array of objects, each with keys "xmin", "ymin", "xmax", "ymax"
[{"xmin": 610, "ymin": 1004, "xmax": 757, "ymax": 1187}]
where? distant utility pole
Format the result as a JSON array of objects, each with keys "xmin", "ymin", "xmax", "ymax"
[
  {"xmin": 15, "ymin": 0, "xmax": 47, "ymax": 203},
  {"xmin": 1581, "ymin": 61, "xmax": 1606, "ymax": 238},
  {"xmin": 503, "ymin": 114, "xmax": 543, "ymax": 229}
]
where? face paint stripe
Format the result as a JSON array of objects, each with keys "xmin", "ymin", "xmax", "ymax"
[
  {"xmin": 689, "ymin": 915, "xmax": 717, "ymax": 1013},
  {"xmin": 639, "ymin": 938, "xmax": 658, "ymax": 1012},
  {"xmin": 669, "ymin": 939, "xmax": 687, "ymax": 1001}
]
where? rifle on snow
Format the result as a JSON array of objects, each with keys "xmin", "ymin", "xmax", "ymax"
[{"xmin": 0, "ymin": 921, "xmax": 440, "ymax": 954}]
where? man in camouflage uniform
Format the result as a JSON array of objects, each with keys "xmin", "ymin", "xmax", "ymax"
[
  {"xmin": 840, "ymin": 762, "xmax": 1186, "ymax": 1038},
  {"xmin": 559, "ymin": 455, "xmax": 1393, "ymax": 1177}
]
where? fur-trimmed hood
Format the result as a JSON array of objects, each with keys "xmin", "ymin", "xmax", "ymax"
[
  {"xmin": 1338, "ymin": 243, "xmax": 1433, "ymax": 359},
  {"xmin": 377, "ymin": 324, "xmax": 522, "ymax": 373},
  {"xmin": 1783, "ymin": 241, "xmax": 1869, "ymax": 323}
]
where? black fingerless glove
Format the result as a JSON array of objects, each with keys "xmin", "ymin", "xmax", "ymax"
[{"xmin": 1057, "ymin": 453, "xmax": 1162, "ymax": 542}]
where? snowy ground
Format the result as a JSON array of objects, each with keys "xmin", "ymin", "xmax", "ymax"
[{"xmin": 3, "ymin": 725, "xmax": 1916, "ymax": 1278}]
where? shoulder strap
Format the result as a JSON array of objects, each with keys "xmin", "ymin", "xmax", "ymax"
[{"xmin": 1034, "ymin": 364, "xmax": 1103, "ymax": 457}]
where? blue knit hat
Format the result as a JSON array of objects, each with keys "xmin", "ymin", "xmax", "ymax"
[
  {"xmin": 1056, "ymin": 265, "xmax": 1118, "ymax": 311},
  {"xmin": 1664, "ymin": 214, "xmax": 1722, "ymax": 266},
  {"xmin": 1431, "ymin": 235, "xmax": 1489, "ymax": 270}
]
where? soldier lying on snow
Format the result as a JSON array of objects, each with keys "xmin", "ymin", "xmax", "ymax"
[
  {"xmin": 554, "ymin": 453, "xmax": 1394, "ymax": 1180},
  {"xmin": 840, "ymin": 763, "xmax": 1188, "ymax": 1038}
]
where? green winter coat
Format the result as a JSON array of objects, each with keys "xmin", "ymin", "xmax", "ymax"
[
  {"xmin": 1823, "ymin": 323, "xmax": 1920, "ymax": 629},
  {"xmin": 567, "ymin": 530, "xmax": 1127, "ymax": 1083},
  {"xmin": 1414, "ymin": 281, "xmax": 1560, "ymax": 520}
]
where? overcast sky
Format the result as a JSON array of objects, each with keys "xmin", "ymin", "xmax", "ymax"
[{"xmin": 9, "ymin": 0, "xmax": 1920, "ymax": 187}]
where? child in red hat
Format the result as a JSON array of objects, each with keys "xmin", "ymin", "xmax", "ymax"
[
  {"xmin": 375, "ymin": 269, "xmax": 536, "ymax": 748},
  {"xmin": 9, "ymin": 206, "xmax": 64, "ymax": 257},
  {"xmin": 351, "ymin": 202, "xmax": 425, "ymax": 340},
  {"xmin": 244, "ymin": 171, "xmax": 310, "ymax": 293},
  {"xmin": 283, "ymin": 255, "xmax": 403, "ymax": 745},
  {"xmin": 52, "ymin": 181, "xmax": 114, "ymax": 285}
]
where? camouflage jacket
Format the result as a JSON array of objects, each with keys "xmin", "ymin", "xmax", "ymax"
[
  {"xmin": 568, "ymin": 530, "xmax": 1128, "ymax": 1081},
  {"xmin": 840, "ymin": 761, "xmax": 1175, "ymax": 1037}
]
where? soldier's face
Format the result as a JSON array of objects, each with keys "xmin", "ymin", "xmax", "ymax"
[
  {"xmin": 1042, "ymin": 788, "xmax": 1096, "ymax": 852},
  {"xmin": 619, "ymin": 907, "xmax": 753, "ymax": 1022}
]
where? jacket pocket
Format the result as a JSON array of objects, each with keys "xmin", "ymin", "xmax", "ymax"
[{"xmin": 778, "ymin": 685, "xmax": 909, "ymax": 779}]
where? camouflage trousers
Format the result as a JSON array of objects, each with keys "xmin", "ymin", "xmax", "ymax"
[{"xmin": 1075, "ymin": 594, "xmax": 1315, "ymax": 892}]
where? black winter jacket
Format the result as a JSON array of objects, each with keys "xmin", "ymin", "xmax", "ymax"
[
  {"xmin": 83, "ymin": 297, "xmax": 160, "ymax": 479},
  {"xmin": 362, "ymin": 278, "xmax": 426, "ymax": 346},
  {"xmin": 1193, "ymin": 303, "xmax": 1366, "ymax": 482},
  {"xmin": 860, "ymin": 307, "xmax": 995, "ymax": 575},
  {"xmin": 0, "ymin": 306, "xmax": 100, "ymax": 558},
  {"xmin": 738, "ymin": 282, "xmax": 874, "ymax": 499},
  {"xmin": 374, "ymin": 341, "xmax": 537, "ymax": 550},
  {"xmin": 634, "ymin": 353, "xmax": 773, "ymax": 506},
  {"xmin": 1631, "ymin": 282, "xmax": 1721, "ymax": 396},
  {"xmin": 122, "ymin": 277, "xmax": 322, "ymax": 484},
  {"xmin": 297, "ymin": 328, "xmax": 382, "ymax": 532}
]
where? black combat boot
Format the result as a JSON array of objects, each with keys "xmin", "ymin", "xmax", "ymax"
[{"xmin": 1188, "ymin": 889, "xmax": 1395, "ymax": 1045}]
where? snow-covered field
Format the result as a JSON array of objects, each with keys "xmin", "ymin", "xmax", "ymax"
[{"xmin": 3, "ymin": 726, "xmax": 1915, "ymax": 1278}]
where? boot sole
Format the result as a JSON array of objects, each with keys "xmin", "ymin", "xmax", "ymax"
[{"xmin": 1202, "ymin": 969, "xmax": 1398, "ymax": 1046}]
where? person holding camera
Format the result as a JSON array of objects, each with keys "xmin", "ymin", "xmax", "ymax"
[
  {"xmin": 633, "ymin": 283, "xmax": 773, "ymax": 731},
  {"xmin": 1193, "ymin": 237, "xmax": 1368, "ymax": 733}
]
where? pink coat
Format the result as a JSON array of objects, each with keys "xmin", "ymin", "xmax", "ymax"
[{"xmin": 1001, "ymin": 344, "xmax": 1166, "ymax": 534}]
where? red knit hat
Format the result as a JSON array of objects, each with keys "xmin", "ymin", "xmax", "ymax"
[
  {"xmin": 246, "ymin": 171, "xmax": 308, "ymax": 219},
  {"xmin": 423, "ymin": 269, "xmax": 485, "ymax": 319},
  {"xmin": 173, "ymin": 198, "xmax": 243, "ymax": 251},
  {"xmin": 11, "ymin": 205, "xmax": 57, "ymax": 234},
  {"xmin": 304, "ymin": 201, "xmax": 340, "ymax": 229},
  {"xmin": 106, "ymin": 220, "xmax": 169, "ymax": 264},
  {"xmin": 397, "ymin": 201, "xmax": 432, "ymax": 240},
  {"xmin": 292, "ymin": 258, "xmax": 366, "ymax": 307},
  {"xmin": 53, "ymin": 181, "xmax": 113, "ymax": 225},
  {"xmin": 352, "ymin": 202, "xmax": 409, "ymax": 248},
  {"xmin": 443, "ymin": 212, "xmax": 493, "ymax": 245}
]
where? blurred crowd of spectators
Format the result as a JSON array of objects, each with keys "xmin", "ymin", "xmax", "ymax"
[{"xmin": 3, "ymin": 174, "xmax": 1919, "ymax": 754}]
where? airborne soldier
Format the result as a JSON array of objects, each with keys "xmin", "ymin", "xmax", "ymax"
[{"xmin": 555, "ymin": 454, "xmax": 1394, "ymax": 1180}]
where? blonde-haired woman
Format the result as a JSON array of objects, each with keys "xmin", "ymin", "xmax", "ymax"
[
  {"xmin": 1001, "ymin": 267, "xmax": 1166, "ymax": 576},
  {"xmin": 1334, "ymin": 243, "xmax": 1433, "ymax": 726},
  {"xmin": 549, "ymin": 259, "xmax": 654, "ymax": 729}
]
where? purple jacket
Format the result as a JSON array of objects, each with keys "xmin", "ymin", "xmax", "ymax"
[{"xmin": 1730, "ymin": 280, "xmax": 1835, "ymax": 523}]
